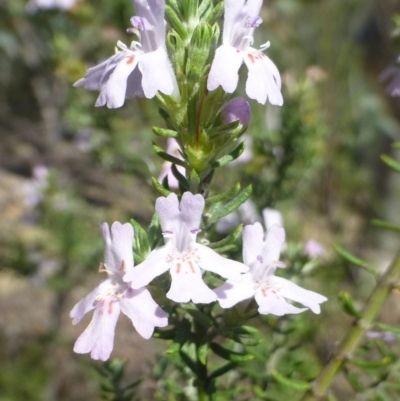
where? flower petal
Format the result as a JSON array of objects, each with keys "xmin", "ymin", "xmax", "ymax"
[
  {"xmin": 179, "ymin": 192, "xmax": 205, "ymax": 230},
  {"xmin": 207, "ymin": 45, "xmax": 244, "ymax": 93},
  {"xmin": 196, "ymin": 243, "xmax": 248, "ymax": 281},
  {"xmin": 244, "ymin": 51, "xmax": 283, "ymax": 105},
  {"xmin": 242, "ymin": 222, "xmax": 265, "ymax": 266},
  {"xmin": 155, "ymin": 193, "xmax": 181, "ymax": 232},
  {"xmin": 124, "ymin": 246, "xmax": 170, "ymax": 288},
  {"xmin": 101, "ymin": 222, "xmax": 134, "ymax": 273},
  {"xmin": 262, "ymin": 225, "xmax": 285, "ymax": 266},
  {"xmin": 273, "ymin": 276, "xmax": 327, "ymax": 314},
  {"xmin": 262, "ymin": 208, "xmax": 283, "ymax": 231},
  {"xmin": 214, "ymin": 274, "xmax": 255, "ymax": 308},
  {"xmin": 168, "ymin": 264, "xmax": 216, "ymax": 303},
  {"xmin": 222, "ymin": 0, "xmax": 246, "ymax": 44},
  {"xmin": 126, "ymin": 67, "xmax": 145, "ymax": 98},
  {"xmin": 96, "ymin": 55, "xmax": 140, "ymax": 108},
  {"xmin": 73, "ymin": 299, "xmax": 120, "ymax": 361},
  {"xmin": 69, "ymin": 280, "xmax": 110, "ymax": 325},
  {"xmin": 255, "ymin": 290, "xmax": 307, "ymax": 316},
  {"xmin": 120, "ymin": 287, "xmax": 168, "ymax": 339},
  {"xmin": 139, "ymin": 48, "xmax": 177, "ymax": 98},
  {"xmin": 134, "ymin": 0, "xmax": 165, "ymax": 47}
]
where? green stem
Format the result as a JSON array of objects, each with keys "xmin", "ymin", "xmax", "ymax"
[{"xmin": 300, "ymin": 249, "xmax": 400, "ymax": 401}]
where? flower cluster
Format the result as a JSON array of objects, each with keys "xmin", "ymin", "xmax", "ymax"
[
  {"xmin": 71, "ymin": 193, "xmax": 326, "ymax": 360},
  {"xmin": 75, "ymin": 0, "xmax": 283, "ymax": 108}
]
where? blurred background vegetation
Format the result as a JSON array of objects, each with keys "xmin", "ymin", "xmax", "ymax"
[{"xmin": 2, "ymin": 0, "xmax": 400, "ymax": 400}]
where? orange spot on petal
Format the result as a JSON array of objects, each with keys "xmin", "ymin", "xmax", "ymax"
[
  {"xmin": 176, "ymin": 263, "xmax": 181, "ymax": 273},
  {"xmin": 126, "ymin": 56, "xmax": 135, "ymax": 65},
  {"xmin": 248, "ymin": 54, "xmax": 256, "ymax": 63},
  {"xmin": 188, "ymin": 261, "xmax": 195, "ymax": 273}
]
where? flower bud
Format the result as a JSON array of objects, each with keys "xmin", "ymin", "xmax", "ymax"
[{"xmin": 222, "ymin": 97, "xmax": 251, "ymax": 128}]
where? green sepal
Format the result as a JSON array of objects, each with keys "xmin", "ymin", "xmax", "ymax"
[
  {"xmin": 179, "ymin": 349, "xmax": 198, "ymax": 374},
  {"xmin": 334, "ymin": 244, "xmax": 378, "ymax": 277},
  {"xmin": 166, "ymin": 0, "xmax": 181, "ymax": 14},
  {"xmin": 153, "ymin": 143, "xmax": 186, "ymax": 167},
  {"xmin": 381, "ymin": 154, "xmax": 400, "ymax": 173},
  {"xmin": 206, "ymin": 185, "xmax": 252, "ymax": 224},
  {"xmin": 152, "ymin": 126, "xmax": 178, "ymax": 138},
  {"xmin": 198, "ymin": 0, "xmax": 212, "ymax": 17},
  {"xmin": 210, "ymin": 342, "xmax": 254, "ymax": 363},
  {"xmin": 211, "ymin": 142, "xmax": 246, "ymax": 168},
  {"xmin": 188, "ymin": 169, "xmax": 201, "ymax": 193},
  {"xmin": 153, "ymin": 327, "xmax": 177, "ymax": 340},
  {"xmin": 151, "ymin": 177, "xmax": 172, "ymax": 197},
  {"xmin": 348, "ymin": 356, "xmax": 393, "ymax": 369},
  {"xmin": 186, "ymin": 22, "xmax": 213, "ymax": 81},
  {"xmin": 197, "ymin": 343, "xmax": 208, "ymax": 366},
  {"xmin": 167, "ymin": 318, "xmax": 191, "ymax": 354},
  {"xmin": 206, "ymin": 183, "xmax": 241, "ymax": 204},
  {"xmin": 202, "ymin": 0, "xmax": 224, "ymax": 25},
  {"xmin": 370, "ymin": 218, "xmax": 400, "ymax": 233},
  {"xmin": 338, "ymin": 291, "xmax": 362, "ymax": 319},
  {"xmin": 208, "ymin": 362, "xmax": 236, "ymax": 381},
  {"xmin": 208, "ymin": 224, "xmax": 243, "ymax": 252},
  {"xmin": 253, "ymin": 385, "xmax": 276, "ymax": 400},
  {"xmin": 271, "ymin": 370, "xmax": 311, "ymax": 391},
  {"xmin": 130, "ymin": 218, "xmax": 150, "ymax": 258},
  {"xmin": 165, "ymin": 5, "xmax": 188, "ymax": 41}
]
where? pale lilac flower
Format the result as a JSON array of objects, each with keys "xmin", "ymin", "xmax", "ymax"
[
  {"xmin": 158, "ymin": 138, "xmax": 185, "ymax": 189},
  {"xmin": 24, "ymin": 165, "xmax": 49, "ymax": 208},
  {"xmin": 303, "ymin": 240, "xmax": 325, "ymax": 258},
  {"xmin": 70, "ymin": 222, "xmax": 168, "ymax": 361},
  {"xmin": 366, "ymin": 331, "xmax": 396, "ymax": 344},
  {"xmin": 207, "ymin": 0, "xmax": 283, "ymax": 105},
  {"xmin": 380, "ymin": 65, "xmax": 400, "ymax": 97},
  {"xmin": 26, "ymin": 0, "xmax": 76, "ymax": 12},
  {"xmin": 222, "ymin": 97, "xmax": 251, "ymax": 128},
  {"xmin": 124, "ymin": 193, "xmax": 248, "ymax": 304},
  {"xmin": 215, "ymin": 223, "xmax": 327, "ymax": 315},
  {"xmin": 74, "ymin": 0, "xmax": 178, "ymax": 108},
  {"xmin": 262, "ymin": 208, "xmax": 283, "ymax": 231}
]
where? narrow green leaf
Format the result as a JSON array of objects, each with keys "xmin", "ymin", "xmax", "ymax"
[
  {"xmin": 206, "ymin": 182, "xmax": 241, "ymax": 204},
  {"xmin": 179, "ymin": 349, "xmax": 198, "ymax": 374},
  {"xmin": 349, "ymin": 356, "xmax": 393, "ymax": 369},
  {"xmin": 207, "ymin": 185, "xmax": 252, "ymax": 224},
  {"xmin": 375, "ymin": 322, "xmax": 400, "ymax": 335},
  {"xmin": 381, "ymin": 154, "xmax": 400, "ymax": 173},
  {"xmin": 208, "ymin": 224, "xmax": 243, "ymax": 250},
  {"xmin": 370, "ymin": 219, "xmax": 400, "ymax": 233},
  {"xmin": 148, "ymin": 213, "xmax": 161, "ymax": 249},
  {"xmin": 151, "ymin": 177, "xmax": 172, "ymax": 196},
  {"xmin": 130, "ymin": 219, "xmax": 150, "ymax": 257},
  {"xmin": 153, "ymin": 327, "xmax": 177, "ymax": 340},
  {"xmin": 334, "ymin": 244, "xmax": 378, "ymax": 276},
  {"xmin": 153, "ymin": 143, "xmax": 186, "ymax": 167},
  {"xmin": 210, "ymin": 342, "xmax": 254, "ymax": 363},
  {"xmin": 165, "ymin": 5, "xmax": 188, "ymax": 41},
  {"xmin": 338, "ymin": 291, "xmax": 362, "ymax": 319},
  {"xmin": 152, "ymin": 126, "xmax": 178, "ymax": 138},
  {"xmin": 271, "ymin": 370, "xmax": 311, "ymax": 391},
  {"xmin": 208, "ymin": 362, "xmax": 236, "ymax": 380},
  {"xmin": 179, "ymin": 304, "xmax": 214, "ymax": 327},
  {"xmin": 197, "ymin": 343, "xmax": 208, "ymax": 366},
  {"xmin": 171, "ymin": 164, "xmax": 190, "ymax": 190},
  {"xmin": 211, "ymin": 142, "xmax": 246, "ymax": 168}
]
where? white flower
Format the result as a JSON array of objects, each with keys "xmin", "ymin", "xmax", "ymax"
[
  {"xmin": 207, "ymin": 0, "xmax": 283, "ymax": 106},
  {"xmin": 262, "ymin": 208, "xmax": 283, "ymax": 231},
  {"xmin": 123, "ymin": 192, "xmax": 248, "ymax": 304},
  {"xmin": 215, "ymin": 222, "xmax": 327, "ymax": 315},
  {"xmin": 74, "ymin": 0, "xmax": 178, "ymax": 108},
  {"xmin": 70, "ymin": 222, "xmax": 168, "ymax": 361}
]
